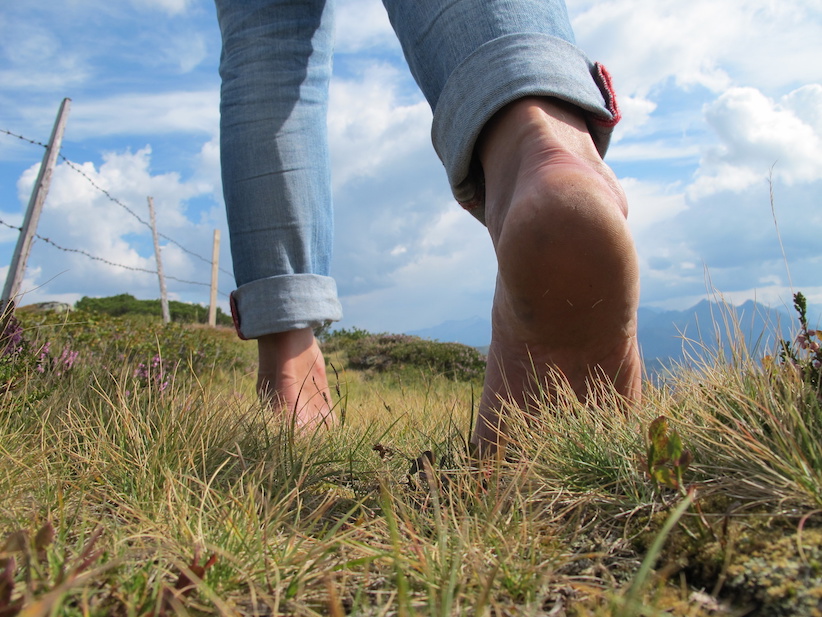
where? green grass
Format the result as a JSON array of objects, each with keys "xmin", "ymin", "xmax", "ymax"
[{"xmin": 1, "ymin": 307, "xmax": 821, "ymax": 616}]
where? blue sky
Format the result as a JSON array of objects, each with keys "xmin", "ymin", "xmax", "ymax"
[{"xmin": 1, "ymin": 0, "xmax": 821, "ymax": 334}]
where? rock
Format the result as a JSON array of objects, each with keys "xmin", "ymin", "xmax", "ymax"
[{"xmin": 18, "ymin": 301, "xmax": 73, "ymax": 313}]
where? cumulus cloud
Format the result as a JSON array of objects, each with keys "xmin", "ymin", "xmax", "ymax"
[
  {"xmin": 328, "ymin": 64, "xmax": 431, "ymax": 189},
  {"xmin": 8, "ymin": 145, "xmax": 228, "ymax": 306},
  {"xmin": 622, "ymin": 177, "xmax": 686, "ymax": 233},
  {"xmin": 611, "ymin": 96, "xmax": 657, "ymax": 143},
  {"xmin": 325, "ymin": 59, "xmax": 472, "ymax": 307},
  {"xmin": 631, "ymin": 171, "xmax": 822, "ymax": 309},
  {"xmin": 782, "ymin": 85, "xmax": 822, "ymax": 134},
  {"xmin": 689, "ymin": 86, "xmax": 822, "ymax": 198},
  {"xmin": 615, "ymin": 85, "xmax": 822, "ymax": 310},
  {"xmin": 341, "ymin": 207, "xmax": 496, "ymax": 332},
  {"xmin": 572, "ymin": 0, "xmax": 822, "ymax": 97},
  {"xmin": 608, "ymin": 141, "xmax": 700, "ymax": 164}
]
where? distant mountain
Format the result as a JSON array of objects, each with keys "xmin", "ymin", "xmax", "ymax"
[
  {"xmin": 637, "ymin": 299, "xmax": 793, "ymax": 373},
  {"xmin": 407, "ymin": 299, "xmax": 800, "ymax": 371}
]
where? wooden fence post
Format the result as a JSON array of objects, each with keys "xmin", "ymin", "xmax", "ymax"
[
  {"xmin": 147, "ymin": 196, "xmax": 170, "ymax": 323},
  {"xmin": 208, "ymin": 229, "xmax": 220, "ymax": 327},
  {"xmin": 2, "ymin": 98, "xmax": 72, "ymax": 307}
]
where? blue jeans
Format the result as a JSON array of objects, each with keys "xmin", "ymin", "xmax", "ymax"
[{"xmin": 216, "ymin": 0, "xmax": 620, "ymax": 339}]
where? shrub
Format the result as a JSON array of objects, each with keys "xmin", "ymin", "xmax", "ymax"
[
  {"xmin": 16, "ymin": 310, "xmax": 250, "ymax": 380},
  {"xmin": 75, "ymin": 293, "xmax": 233, "ymax": 326},
  {"xmin": 344, "ymin": 333, "xmax": 486, "ymax": 382},
  {"xmin": 319, "ymin": 326, "xmax": 372, "ymax": 353}
]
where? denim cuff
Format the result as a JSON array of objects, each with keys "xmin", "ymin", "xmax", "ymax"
[
  {"xmin": 431, "ymin": 32, "xmax": 621, "ymax": 225},
  {"xmin": 229, "ymin": 274, "xmax": 343, "ymax": 339}
]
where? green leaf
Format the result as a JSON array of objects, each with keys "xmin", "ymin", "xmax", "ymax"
[
  {"xmin": 652, "ymin": 466, "xmax": 677, "ymax": 490},
  {"xmin": 667, "ymin": 431, "xmax": 683, "ymax": 462}
]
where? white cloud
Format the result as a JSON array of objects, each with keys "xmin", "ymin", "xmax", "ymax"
[
  {"xmin": 160, "ymin": 31, "xmax": 209, "ymax": 73},
  {"xmin": 189, "ymin": 136, "xmax": 223, "ymax": 209},
  {"xmin": 335, "ymin": 0, "xmax": 399, "ymax": 54},
  {"xmin": 630, "ymin": 171, "xmax": 822, "ymax": 310},
  {"xmin": 611, "ymin": 96, "xmax": 657, "ymax": 143},
  {"xmin": 689, "ymin": 86, "xmax": 822, "ymax": 198},
  {"xmin": 8, "ymin": 145, "xmax": 226, "ymax": 306},
  {"xmin": 326, "ymin": 62, "xmax": 468, "ymax": 308},
  {"xmin": 340, "ymin": 207, "xmax": 496, "ymax": 332},
  {"xmin": 621, "ymin": 177, "xmax": 686, "ymax": 233},
  {"xmin": 68, "ymin": 90, "xmax": 220, "ymax": 138},
  {"xmin": 328, "ymin": 63, "xmax": 432, "ymax": 190},
  {"xmin": 781, "ymin": 85, "xmax": 822, "ymax": 136},
  {"xmin": 572, "ymin": 0, "xmax": 822, "ymax": 97},
  {"xmin": 608, "ymin": 141, "xmax": 700, "ymax": 163},
  {"xmin": 0, "ymin": 18, "xmax": 89, "ymax": 92},
  {"xmin": 132, "ymin": 0, "xmax": 192, "ymax": 16}
]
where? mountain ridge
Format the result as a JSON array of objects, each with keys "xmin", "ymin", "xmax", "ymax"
[{"xmin": 407, "ymin": 299, "xmax": 809, "ymax": 369}]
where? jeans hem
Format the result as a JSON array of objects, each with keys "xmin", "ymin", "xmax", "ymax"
[
  {"xmin": 230, "ymin": 274, "xmax": 343, "ymax": 339},
  {"xmin": 431, "ymin": 32, "xmax": 620, "ymax": 225}
]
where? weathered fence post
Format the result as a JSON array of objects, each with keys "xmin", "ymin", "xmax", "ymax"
[
  {"xmin": 147, "ymin": 196, "xmax": 170, "ymax": 323},
  {"xmin": 208, "ymin": 229, "xmax": 220, "ymax": 327},
  {"xmin": 2, "ymin": 98, "xmax": 72, "ymax": 308}
]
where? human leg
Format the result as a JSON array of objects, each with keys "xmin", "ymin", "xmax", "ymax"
[
  {"xmin": 474, "ymin": 97, "xmax": 640, "ymax": 454},
  {"xmin": 383, "ymin": 0, "xmax": 640, "ymax": 455},
  {"xmin": 257, "ymin": 328, "xmax": 333, "ymax": 429},
  {"xmin": 216, "ymin": 0, "xmax": 341, "ymax": 426}
]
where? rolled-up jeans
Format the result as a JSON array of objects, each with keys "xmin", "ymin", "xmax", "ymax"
[{"xmin": 216, "ymin": 0, "xmax": 620, "ymax": 339}]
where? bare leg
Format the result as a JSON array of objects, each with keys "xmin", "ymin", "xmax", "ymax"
[
  {"xmin": 256, "ymin": 327, "xmax": 335, "ymax": 429},
  {"xmin": 473, "ymin": 97, "xmax": 641, "ymax": 457}
]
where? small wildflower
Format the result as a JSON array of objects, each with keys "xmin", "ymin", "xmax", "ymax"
[
  {"xmin": 1, "ymin": 315, "xmax": 24, "ymax": 357},
  {"xmin": 59, "ymin": 348, "xmax": 79, "ymax": 370}
]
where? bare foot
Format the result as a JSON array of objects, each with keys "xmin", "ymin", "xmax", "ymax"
[
  {"xmin": 472, "ymin": 97, "xmax": 641, "ymax": 457},
  {"xmin": 256, "ymin": 327, "xmax": 336, "ymax": 430}
]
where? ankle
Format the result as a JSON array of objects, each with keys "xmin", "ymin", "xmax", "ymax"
[
  {"xmin": 257, "ymin": 327, "xmax": 316, "ymax": 374},
  {"xmin": 478, "ymin": 97, "xmax": 596, "ymax": 165},
  {"xmin": 479, "ymin": 98, "xmax": 626, "ymax": 241}
]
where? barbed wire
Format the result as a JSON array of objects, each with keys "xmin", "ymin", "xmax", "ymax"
[
  {"xmin": 56, "ymin": 155, "xmax": 234, "ymax": 277},
  {"xmin": 1, "ymin": 126, "xmax": 234, "ymax": 278},
  {"xmin": 0, "ymin": 127, "xmax": 48, "ymax": 149},
  {"xmin": 0, "ymin": 216, "xmax": 230, "ymax": 297}
]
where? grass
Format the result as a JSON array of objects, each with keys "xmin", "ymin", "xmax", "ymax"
[{"xmin": 1, "ymin": 304, "xmax": 821, "ymax": 616}]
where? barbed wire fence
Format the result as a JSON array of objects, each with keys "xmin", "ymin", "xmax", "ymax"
[{"xmin": 0, "ymin": 126, "xmax": 234, "ymax": 309}]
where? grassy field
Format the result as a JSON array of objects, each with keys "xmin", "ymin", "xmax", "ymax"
[{"xmin": 1, "ymin": 305, "xmax": 821, "ymax": 616}]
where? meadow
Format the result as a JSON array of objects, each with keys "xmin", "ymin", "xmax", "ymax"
[{"xmin": 1, "ymin": 300, "xmax": 821, "ymax": 616}]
